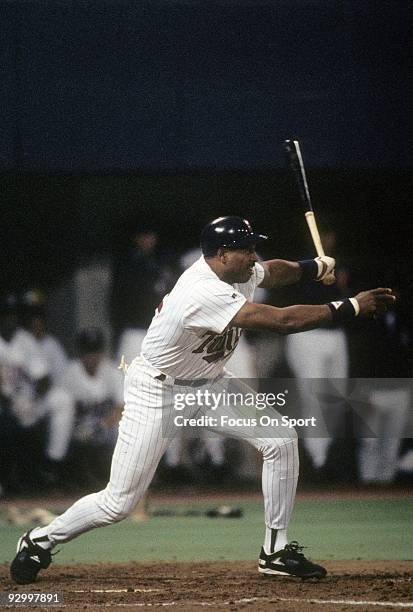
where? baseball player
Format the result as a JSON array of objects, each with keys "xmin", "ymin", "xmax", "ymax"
[
  {"xmin": 61, "ymin": 328, "xmax": 124, "ymax": 486},
  {"xmin": 20, "ymin": 290, "xmax": 69, "ymax": 386},
  {"xmin": 355, "ymin": 308, "xmax": 411, "ymax": 484},
  {"xmin": 0, "ymin": 294, "xmax": 74, "ymax": 489},
  {"xmin": 10, "ymin": 216, "xmax": 395, "ymax": 584}
]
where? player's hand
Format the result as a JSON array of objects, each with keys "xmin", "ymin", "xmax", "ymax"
[
  {"xmin": 354, "ymin": 288, "xmax": 396, "ymax": 317},
  {"xmin": 315, "ymin": 256, "xmax": 335, "ymax": 281}
]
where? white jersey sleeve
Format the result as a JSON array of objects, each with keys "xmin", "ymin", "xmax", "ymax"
[
  {"xmin": 14, "ymin": 329, "xmax": 49, "ymax": 381},
  {"xmin": 41, "ymin": 336, "xmax": 68, "ymax": 384},
  {"xmin": 182, "ymin": 279, "xmax": 246, "ymax": 335},
  {"xmin": 60, "ymin": 359, "xmax": 124, "ymax": 406},
  {"xmin": 254, "ymin": 261, "xmax": 265, "ymax": 287},
  {"xmin": 59, "ymin": 361, "xmax": 77, "ymax": 395}
]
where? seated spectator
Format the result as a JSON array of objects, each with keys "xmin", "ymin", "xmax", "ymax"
[
  {"xmin": 20, "ymin": 289, "xmax": 68, "ymax": 384},
  {"xmin": 61, "ymin": 328, "xmax": 123, "ymax": 488},
  {"xmin": 0, "ymin": 293, "xmax": 74, "ymax": 492},
  {"xmin": 354, "ymin": 305, "xmax": 411, "ymax": 485},
  {"xmin": 111, "ymin": 224, "xmax": 174, "ymax": 364}
]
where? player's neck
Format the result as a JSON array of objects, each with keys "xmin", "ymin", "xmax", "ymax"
[{"xmin": 205, "ymin": 257, "xmax": 232, "ymax": 284}]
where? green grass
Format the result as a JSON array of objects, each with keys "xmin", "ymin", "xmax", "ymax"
[{"xmin": 1, "ymin": 498, "xmax": 412, "ymax": 564}]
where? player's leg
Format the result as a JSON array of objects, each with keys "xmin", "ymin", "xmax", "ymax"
[
  {"xmin": 10, "ymin": 361, "xmax": 176, "ymax": 583},
  {"xmin": 201, "ymin": 376, "xmax": 326, "ymax": 579},
  {"xmin": 39, "ymin": 386, "xmax": 75, "ymax": 483},
  {"xmin": 358, "ymin": 400, "xmax": 382, "ymax": 483},
  {"xmin": 202, "ymin": 433, "xmax": 226, "ymax": 467},
  {"xmin": 378, "ymin": 388, "xmax": 409, "ymax": 482},
  {"xmin": 286, "ymin": 330, "xmax": 343, "ymax": 472},
  {"xmin": 359, "ymin": 387, "xmax": 409, "ymax": 484},
  {"xmin": 34, "ymin": 374, "xmax": 175, "ymax": 542},
  {"xmin": 197, "ymin": 429, "xmax": 227, "ymax": 482}
]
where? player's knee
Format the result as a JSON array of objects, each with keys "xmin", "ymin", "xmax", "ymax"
[
  {"xmin": 108, "ymin": 507, "xmax": 130, "ymax": 523},
  {"xmin": 97, "ymin": 491, "xmax": 136, "ymax": 523}
]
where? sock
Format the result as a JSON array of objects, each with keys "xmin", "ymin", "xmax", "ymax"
[
  {"xmin": 264, "ymin": 527, "xmax": 288, "ymax": 555},
  {"xmin": 30, "ymin": 527, "xmax": 53, "ymax": 550}
]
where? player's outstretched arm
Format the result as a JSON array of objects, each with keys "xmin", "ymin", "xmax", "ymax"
[
  {"xmin": 260, "ymin": 256, "xmax": 335, "ymax": 289},
  {"xmin": 230, "ymin": 288, "xmax": 395, "ymax": 334}
]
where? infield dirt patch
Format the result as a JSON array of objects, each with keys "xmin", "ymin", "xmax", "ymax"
[{"xmin": 1, "ymin": 560, "xmax": 412, "ymax": 611}]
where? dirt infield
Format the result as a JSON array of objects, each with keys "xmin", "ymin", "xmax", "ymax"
[{"xmin": 1, "ymin": 561, "xmax": 412, "ymax": 611}]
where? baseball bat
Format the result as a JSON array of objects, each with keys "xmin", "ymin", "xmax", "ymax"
[{"xmin": 283, "ymin": 139, "xmax": 335, "ymax": 285}]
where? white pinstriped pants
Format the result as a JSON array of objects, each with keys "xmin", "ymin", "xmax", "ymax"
[
  {"xmin": 43, "ymin": 358, "xmax": 298, "ymax": 546},
  {"xmin": 286, "ymin": 328, "xmax": 348, "ymax": 469}
]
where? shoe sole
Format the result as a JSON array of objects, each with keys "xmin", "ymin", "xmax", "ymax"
[
  {"xmin": 258, "ymin": 566, "xmax": 326, "ymax": 579},
  {"xmin": 259, "ymin": 567, "xmax": 290, "ymax": 576}
]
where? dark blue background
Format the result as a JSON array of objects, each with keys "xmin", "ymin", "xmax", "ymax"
[{"xmin": 2, "ymin": 0, "xmax": 412, "ymax": 171}]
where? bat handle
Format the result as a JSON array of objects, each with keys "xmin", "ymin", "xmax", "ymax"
[{"xmin": 304, "ymin": 212, "xmax": 335, "ymax": 285}]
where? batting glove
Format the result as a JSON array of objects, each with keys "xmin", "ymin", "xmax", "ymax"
[{"xmin": 315, "ymin": 256, "xmax": 335, "ymax": 281}]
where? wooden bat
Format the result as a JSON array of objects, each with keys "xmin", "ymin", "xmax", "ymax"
[{"xmin": 283, "ymin": 139, "xmax": 335, "ymax": 285}]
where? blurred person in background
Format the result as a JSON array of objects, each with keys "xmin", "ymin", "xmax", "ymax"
[
  {"xmin": 0, "ymin": 293, "xmax": 74, "ymax": 491},
  {"xmin": 353, "ymin": 296, "xmax": 412, "ymax": 485},
  {"xmin": 60, "ymin": 327, "xmax": 123, "ymax": 489},
  {"xmin": 111, "ymin": 224, "xmax": 174, "ymax": 365},
  {"xmin": 285, "ymin": 229, "xmax": 351, "ymax": 481},
  {"xmin": 20, "ymin": 289, "xmax": 68, "ymax": 386}
]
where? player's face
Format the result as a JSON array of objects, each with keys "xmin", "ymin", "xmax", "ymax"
[
  {"xmin": 223, "ymin": 245, "xmax": 258, "ymax": 283},
  {"xmin": 81, "ymin": 352, "xmax": 103, "ymax": 376}
]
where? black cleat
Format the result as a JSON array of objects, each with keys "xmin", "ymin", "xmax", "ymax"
[
  {"xmin": 10, "ymin": 530, "xmax": 52, "ymax": 584},
  {"xmin": 258, "ymin": 541, "xmax": 327, "ymax": 579}
]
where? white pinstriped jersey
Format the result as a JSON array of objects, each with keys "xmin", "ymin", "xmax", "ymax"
[
  {"xmin": 141, "ymin": 256, "xmax": 264, "ymax": 379},
  {"xmin": 0, "ymin": 329, "xmax": 49, "ymax": 399},
  {"xmin": 0, "ymin": 329, "xmax": 50, "ymax": 426},
  {"xmin": 60, "ymin": 359, "xmax": 124, "ymax": 409},
  {"xmin": 60, "ymin": 358, "xmax": 124, "ymax": 443},
  {"xmin": 37, "ymin": 335, "xmax": 68, "ymax": 385}
]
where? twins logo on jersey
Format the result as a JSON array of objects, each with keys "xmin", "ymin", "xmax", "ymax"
[{"xmin": 192, "ymin": 327, "xmax": 242, "ymax": 363}]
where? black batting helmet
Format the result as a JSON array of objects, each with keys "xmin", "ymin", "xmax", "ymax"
[{"xmin": 200, "ymin": 216, "xmax": 268, "ymax": 257}]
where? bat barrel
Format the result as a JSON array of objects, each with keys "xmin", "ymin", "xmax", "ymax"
[{"xmin": 283, "ymin": 139, "xmax": 313, "ymax": 212}]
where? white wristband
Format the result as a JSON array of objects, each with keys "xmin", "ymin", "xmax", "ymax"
[
  {"xmin": 315, "ymin": 258, "xmax": 323, "ymax": 279},
  {"xmin": 349, "ymin": 297, "xmax": 360, "ymax": 316}
]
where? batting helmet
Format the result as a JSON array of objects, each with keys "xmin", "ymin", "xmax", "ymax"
[{"xmin": 200, "ymin": 216, "xmax": 268, "ymax": 257}]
